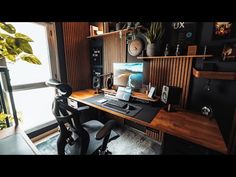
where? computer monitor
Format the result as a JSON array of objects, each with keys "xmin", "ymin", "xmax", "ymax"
[{"xmin": 113, "ymin": 63, "xmax": 143, "ymax": 90}]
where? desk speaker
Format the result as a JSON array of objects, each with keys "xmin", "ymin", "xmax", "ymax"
[
  {"xmin": 161, "ymin": 85, "xmax": 182, "ymax": 105},
  {"xmin": 92, "ymin": 76, "xmax": 101, "ymax": 89}
]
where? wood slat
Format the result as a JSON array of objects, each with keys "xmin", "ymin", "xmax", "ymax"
[
  {"xmin": 103, "ymin": 32, "xmax": 126, "ymax": 79},
  {"xmin": 62, "ymin": 22, "xmax": 90, "ymax": 91},
  {"xmin": 149, "ymin": 56, "xmax": 194, "ymax": 108}
]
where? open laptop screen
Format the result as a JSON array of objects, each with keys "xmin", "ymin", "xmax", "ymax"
[{"xmin": 115, "ymin": 87, "xmax": 132, "ymax": 101}]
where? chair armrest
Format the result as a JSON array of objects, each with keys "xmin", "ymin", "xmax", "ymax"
[{"xmin": 96, "ymin": 120, "xmax": 117, "ymax": 140}]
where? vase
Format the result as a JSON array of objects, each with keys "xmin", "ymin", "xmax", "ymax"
[{"xmin": 146, "ymin": 43, "xmax": 159, "ymax": 57}]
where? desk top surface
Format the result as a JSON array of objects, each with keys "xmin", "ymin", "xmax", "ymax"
[
  {"xmin": 0, "ymin": 125, "xmax": 40, "ymax": 155},
  {"xmin": 70, "ymin": 89, "xmax": 228, "ymax": 154}
]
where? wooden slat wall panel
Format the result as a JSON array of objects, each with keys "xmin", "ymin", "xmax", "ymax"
[
  {"xmin": 62, "ymin": 22, "xmax": 90, "ymax": 91},
  {"xmin": 103, "ymin": 32, "xmax": 126, "ymax": 75},
  {"xmin": 149, "ymin": 57, "xmax": 193, "ymax": 108}
]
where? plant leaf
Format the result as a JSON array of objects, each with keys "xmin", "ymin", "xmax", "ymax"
[
  {"xmin": 6, "ymin": 36, "xmax": 15, "ymax": 46},
  {"xmin": 5, "ymin": 54, "xmax": 16, "ymax": 62},
  {"xmin": 0, "ymin": 33, "xmax": 11, "ymax": 39},
  {"xmin": 0, "ymin": 23, "xmax": 16, "ymax": 34},
  {"xmin": 20, "ymin": 54, "xmax": 41, "ymax": 65},
  {"xmin": 0, "ymin": 112, "xmax": 9, "ymax": 121},
  {"xmin": 18, "ymin": 40, "xmax": 33, "ymax": 54},
  {"xmin": 15, "ymin": 33, "xmax": 33, "ymax": 42}
]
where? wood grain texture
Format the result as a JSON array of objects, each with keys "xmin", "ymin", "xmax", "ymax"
[
  {"xmin": 70, "ymin": 89, "xmax": 150, "ymax": 127},
  {"xmin": 150, "ymin": 109, "xmax": 228, "ymax": 154},
  {"xmin": 149, "ymin": 56, "xmax": 193, "ymax": 108},
  {"xmin": 70, "ymin": 89, "xmax": 228, "ymax": 154},
  {"xmin": 103, "ymin": 31, "xmax": 126, "ymax": 76},
  {"xmin": 193, "ymin": 68, "xmax": 236, "ymax": 80},
  {"xmin": 62, "ymin": 22, "xmax": 90, "ymax": 91},
  {"xmin": 137, "ymin": 55, "xmax": 213, "ymax": 59}
]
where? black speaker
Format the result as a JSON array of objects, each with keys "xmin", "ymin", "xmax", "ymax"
[
  {"xmin": 92, "ymin": 76, "xmax": 101, "ymax": 89},
  {"xmin": 161, "ymin": 85, "xmax": 182, "ymax": 105},
  {"xmin": 106, "ymin": 76, "xmax": 113, "ymax": 89}
]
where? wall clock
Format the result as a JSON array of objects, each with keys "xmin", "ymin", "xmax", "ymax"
[{"xmin": 128, "ymin": 38, "xmax": 144, "ymax": 57}]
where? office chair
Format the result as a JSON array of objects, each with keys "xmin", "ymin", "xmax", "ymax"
[{"xmin": 46, "ymin": 79, "xmax": 118, "ymax": 155}]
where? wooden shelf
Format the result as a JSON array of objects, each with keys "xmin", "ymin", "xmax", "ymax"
[
  {"xmin": 193, "ymin": 68, "xmax": 236, "ymax": 80},
  {"xmin": 87, "ymin": 28, "xmax": 130, "ymax": 39},
  {"xmin": 137, "ymin": 55, "xmax": 213, "ymax": 60},
  {"xmin": 102, "ymin": 88, "xmax": 159, "ymax": 102},
  {"xmin": 87, "ymin": 25, "xmax": 143, "ymax": 39}
]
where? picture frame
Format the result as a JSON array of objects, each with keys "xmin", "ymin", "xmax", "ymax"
[
  {"xmin": 221, "ymin": 42, "xmax": 236, "ymax": 62},
  {"xmin": 212, "ymin": 22, "xmax": 233, "ymax": 41},
  {"xmin": 148, "ymin": 87, "xmax": 156, "ymax": 98},
  {"xmin": 201, "ymin": 22, "xmax": 236, "ymax": 47}
]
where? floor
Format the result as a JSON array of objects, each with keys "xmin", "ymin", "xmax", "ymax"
[{"xmin": 35, "ymin": 125, "xmax": 162, "ymax": 155}]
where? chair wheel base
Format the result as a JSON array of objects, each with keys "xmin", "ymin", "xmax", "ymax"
[{"xmin": 99, "ymin": 149, "xmax": 112, "ymax": 155}]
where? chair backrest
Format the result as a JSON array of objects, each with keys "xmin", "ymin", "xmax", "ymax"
[{"xmin": 46, "ymin": 79, "xmax": 87, "ymax": 133}]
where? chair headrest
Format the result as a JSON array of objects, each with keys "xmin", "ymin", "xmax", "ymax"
[{"xmin": 46, "ymin": 79, "xmax": 72, "ymax": 97}]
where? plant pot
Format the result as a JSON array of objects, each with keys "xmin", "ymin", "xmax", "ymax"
[{"xmin": 146, "ymin": 43, "xmax": 159, "ymax": 57}]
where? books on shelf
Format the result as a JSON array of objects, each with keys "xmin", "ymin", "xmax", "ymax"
[
  {"xmin": 90, "ymin": 25, "xmax": 104, "ymax": 36},
  {"xmin": 90, "ymin": 25, "xmax": 98, "ymax": 37}
]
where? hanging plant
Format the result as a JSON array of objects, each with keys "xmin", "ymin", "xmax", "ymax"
[
  {"xmin": 0, "ymin": 22, "xmax": 42, "ymax": 129},
  {"xmin": 0, "ymin": 22, "xmax": 41, "ymax": 64}
]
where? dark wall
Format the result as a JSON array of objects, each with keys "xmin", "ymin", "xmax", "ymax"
[
  {"xmin": 188, "ymin": 22, "xmax": 236, "ymax": 146},
  {"xmin": 55, "ymin": 22, "xmax": 67, "ymax": 83}
]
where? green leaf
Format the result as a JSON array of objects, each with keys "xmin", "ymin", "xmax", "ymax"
[
  {"xmin": 0, "ymin": 33, "xmax": 11, "ymax": 39},
  {"xmin": 5, "ymin": 54, "xmax": 16, "ymax": 62},
  {"xmin": 15, "ymin": 33, "xmax": 33, "ymax": 42},
  {"xmin": 20, "ymin": 54, "xmax": 41, "ymax": 65},
  {"xmin": 6, "ymin": 36, "xmax": 15, "ymax": 46},
  {"xmin": 0, "ymin": 112, "xmax": 9, "ymax": 121},
  {"xmin": 18, "ymin": 40, "xmax": 33, "ymax": 54},
  {"xmin": 0, "ymin": 23, "xmax": 16, "ymax": 34}
]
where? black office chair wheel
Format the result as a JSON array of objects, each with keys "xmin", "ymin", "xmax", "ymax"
[{"xmin": 99, "ymin": 149, "xmax": 112, "ymax": 155}]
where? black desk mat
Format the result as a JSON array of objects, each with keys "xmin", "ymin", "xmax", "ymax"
[{"xmin": 83, "ymin": 94, "xmax": 161, "ymax": 123}]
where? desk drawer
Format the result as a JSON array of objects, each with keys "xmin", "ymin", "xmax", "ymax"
[{"xmin": 146, "ymin": 128, "xmax": 164, "ymax": 143}]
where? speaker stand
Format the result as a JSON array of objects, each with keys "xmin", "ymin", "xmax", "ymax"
[
  {"xmin": 94, "ymin": 88, "xmax": 102, "ymax": 94},
  {"xmin": 164, "ymin": 104, "xmax": 176, "ymax": 112}
]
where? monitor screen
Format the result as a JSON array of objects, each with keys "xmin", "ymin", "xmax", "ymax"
[{"xmin": 113, "ymin": 63, "xmax": 143, "ymax": 90}]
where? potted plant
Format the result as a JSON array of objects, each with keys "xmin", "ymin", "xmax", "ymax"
[
  {"xmin": 143, "ymin": 22, "xmax": 165, "ymax": 56},
  {"xmin": 0, "ymin": 22, "xmax": 41, "ymax": 129}
]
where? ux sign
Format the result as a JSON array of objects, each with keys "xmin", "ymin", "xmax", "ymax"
[{"xmin": 172, "ymin": 22, "xmax": 185, "ymax": 29}]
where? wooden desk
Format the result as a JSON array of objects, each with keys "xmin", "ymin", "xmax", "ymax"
[
  {"xmin": 0, "ymin": 125, "xmax": 39, "ymax": 154},
  {"xmin": 70, "ymin": 89, "xmax": 228, "ymax": 154}
]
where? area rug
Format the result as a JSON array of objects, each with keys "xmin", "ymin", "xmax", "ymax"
[{"xmin": 35, "ymin": 126, "xmax": 162, "ymax": 155}]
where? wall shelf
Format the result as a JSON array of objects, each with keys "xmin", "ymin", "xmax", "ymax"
[
  {"xmin": 87, "ymin": 25, "xmax": 143, "ymax": 39},
  {"xmin": 193, "ymin": 68, "xmax": 236, "ymax": 80},
  {"xmin": 137, "ymin": 55, "xmax": 213, "ymax": 60}
]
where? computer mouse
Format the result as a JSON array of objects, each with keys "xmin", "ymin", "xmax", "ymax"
[{"xmin": 126, "ymin": 104, "xmax": 135, "ymax": 110}]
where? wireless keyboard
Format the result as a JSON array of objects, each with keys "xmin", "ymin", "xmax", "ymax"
[
  {"xmin": 103, "ymin": 102, "xmax": 129, "ymax": 114},
  {"xmin": 106, "ymin": 99, "xmax": 127, "ymax": 108}
]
